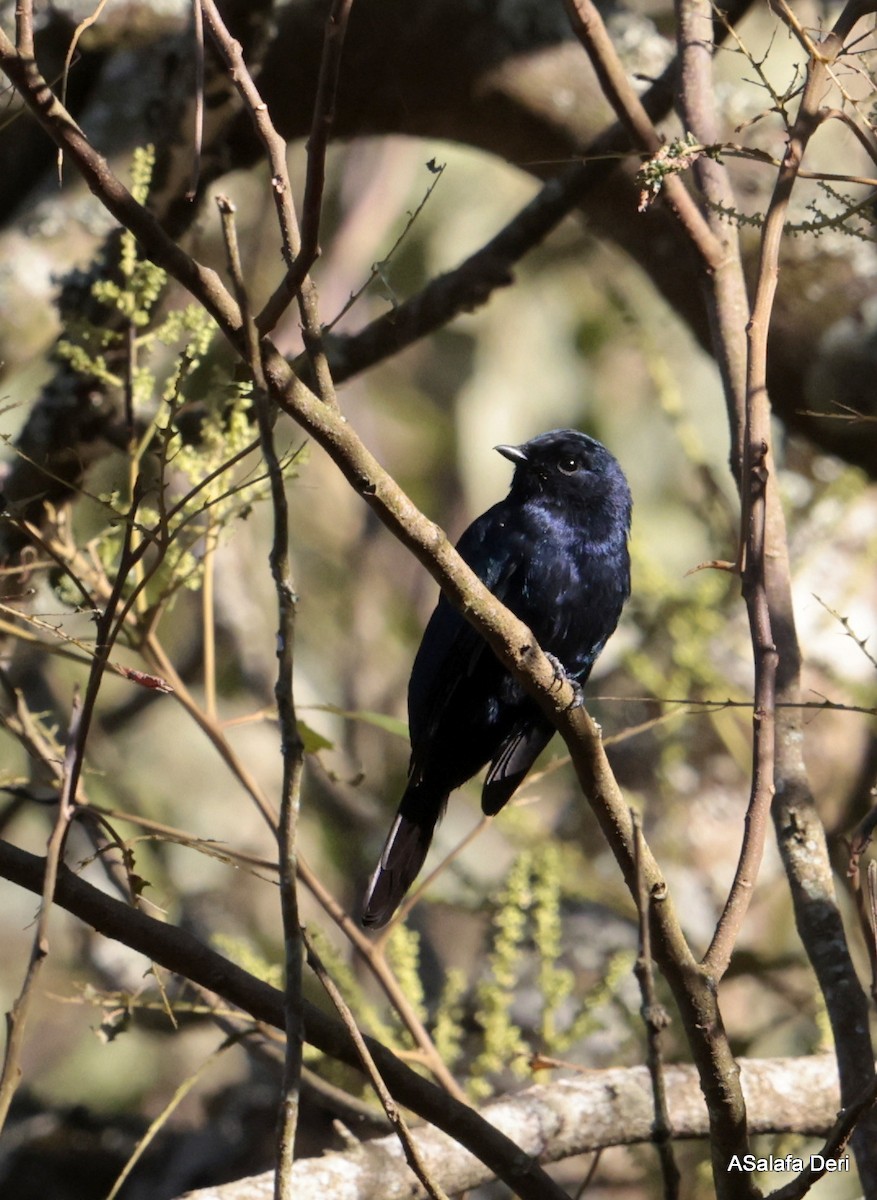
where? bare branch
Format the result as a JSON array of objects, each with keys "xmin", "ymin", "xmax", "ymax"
[
  {"xmin": 217, "ymin": 194, "xmax": 307, "ymax": 1200},
  {"xmin": 197, "ymin": 0, "xmax": 339, "ymax": 405},
  {"xmin": 633, "ymin": 811, "xmax": 680, "ymax": 1199},
  {"xmin": 200, "ymin": 0, "xmax": 301, "ymax": 269},
  {"xmin": 265, "ymin": 0, "xmax": 356, "ymax": 316},
  {"xmin": 14, "ymin": 0, "xmax": 33, "ymax": 58},
  {"xmin": 846, "ymin": 807, "xmax": 877, "ymax": 1004},
  {"xmin": 740, "ymin": 0, "xmax": 877, "ymax": 1182},
  {"xmin": 562, "ymin": 0, "xmax": 727, "ymax": 274}
]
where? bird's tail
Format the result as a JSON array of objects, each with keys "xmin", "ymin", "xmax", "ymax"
[{"xmin": 361, "ymin": 797, "xmax": 444, "ymax": 929}]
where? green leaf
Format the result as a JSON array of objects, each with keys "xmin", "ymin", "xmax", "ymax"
[
  {"xmin": 297, "ymin": 719, "xmax": 334, "ymax": 753},
  {"xmin": 309, "ymin": 703, "xmax": 408, "ymax": 739}
]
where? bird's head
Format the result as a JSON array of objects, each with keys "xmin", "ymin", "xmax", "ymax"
[{"xmin": 495, "ymin": 429, "xmax": 631, "ymax": 527}]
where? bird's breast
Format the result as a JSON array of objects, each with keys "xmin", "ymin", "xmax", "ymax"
[{"xmin": 512, "ymin": 511, "xmax": 629, "ymax": 673}]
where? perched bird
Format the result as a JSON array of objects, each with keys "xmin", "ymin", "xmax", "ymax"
[{"xmin": 361, "ymin": 429, "xmax": 632, "ymax": 929}]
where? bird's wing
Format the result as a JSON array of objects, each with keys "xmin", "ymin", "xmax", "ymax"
[
  {"xmin": 482, "ymin": 718, "xmax": 554, "ymax": 815},
  {"xmin": 407, "ymin": 504, "xmax": 522, "ymax": 752}
]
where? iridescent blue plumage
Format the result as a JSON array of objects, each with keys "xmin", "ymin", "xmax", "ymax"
[{"xmin": 362, "ymin": 429, "xmax": 632, "ymax": 928}]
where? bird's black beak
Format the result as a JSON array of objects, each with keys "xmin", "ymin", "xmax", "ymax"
[{"xmin": 495, "ymin": 443, "xmax": 528, "ymax": 465}]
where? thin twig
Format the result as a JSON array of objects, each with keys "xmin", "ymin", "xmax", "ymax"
[
  {"xmin": 298, "ymin": 0, "xmax": 355, "ymax": 272},
  {"xmin": 562, "ymin": 0, "xmax": 728, "ymax": 273},
  {"xmin": 2, "ymin": 515, "xmax": 99, "ymax": 615},
  {"xmin": 14, "ymin": 0, "xmax": 34, "ymax": 58},
  {"xmin": 58, "ymin": 0, "xmax": 113, "ymax": 182},
  {"xmin": 674, "ymin": 0, "xmax": 750, "ymax": 475},
  {"xmin": 573, "ymin": 1150, "xmax": 603, "ymax": 1199},
  {"xmin": 0, "ymin": 690, "xmax": 81, "ymax": 1133},
  {"xmin": 105, "ymin": 1033, "xmax": 250, "ymax": 1200},
  {"xmin": 765, "ymin": 1075, "xmax": 877, "ymax": 1200},
  {"xmin": 846, "ymin": 805, "xmax": 877, "ymax": 1003},
  {"xmin": 197, "ymin": 0, "xmax": 339, "ymax": 407},
  {"xmin": 296, "ymin": 852, "xmax": 469, "ymax": 1101},
  {"xmin": 201, "ymin": 523, "xmax": 218, "ymax": 721},
  {"xmin": 199, "ymin": 0, "xmax": 300, "ymax": 265},
  {"xmin": 217, "ymin": 195, "xmax": 306, "ymax": 1200},
  {"xmin": 598, "ymin": 693, "xmax": 877, "ymax": 717},
  {"xmin": 703, "ymin": 434, "xmax": 777, "ymax": 979},
  {"xmin": 632, "ymin": 811, "xmax": 680, "ymax": 1200},
  {"xmin": 818, "ymin": 106, "xmax": 877, "ymax": 169},
  {"xmin": 189, "ymin": 0, "xmax": 205, "ymax": 200},
  {"xmin": 324, "ymin": 160, "xmax": 446, "ymax": 333},
  {"xmin": 813, "ymin": 595, "xmax": 877, "ymax": 671},
  {"xmin": 261, "ymin": 0, "xmax": 356, "ymax": 323}
]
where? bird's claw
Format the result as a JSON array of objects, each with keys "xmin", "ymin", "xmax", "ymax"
[
  {"xmin": 544, "ymin": 652, "xmax": 565, "ymax": 689},
  {"xmin": 544, "ymin": 653, "xmax": 585, "ymax": 710}
]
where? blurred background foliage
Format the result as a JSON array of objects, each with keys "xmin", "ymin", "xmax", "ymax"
[{"xmin": 0, "ymin": 2, "xmax": 876, "ymax": 1197}]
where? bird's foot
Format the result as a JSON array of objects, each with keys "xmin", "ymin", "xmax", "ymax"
[
  {"xmin": 544, "ymin": 652, "xmax": 566, "ymax": 690},
  {"xmin": 544, "ymin": 653, "xmax": 585, "ymax": 710}
]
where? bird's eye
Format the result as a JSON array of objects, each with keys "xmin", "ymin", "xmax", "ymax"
[{"xmin": 558, "ymin": 455, "xmax": 581, "ymax": 475}]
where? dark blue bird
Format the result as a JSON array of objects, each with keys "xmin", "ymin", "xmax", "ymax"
[{"xmin": 361, "ymin": 429, "xmax": 632, "ymax": 928}]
